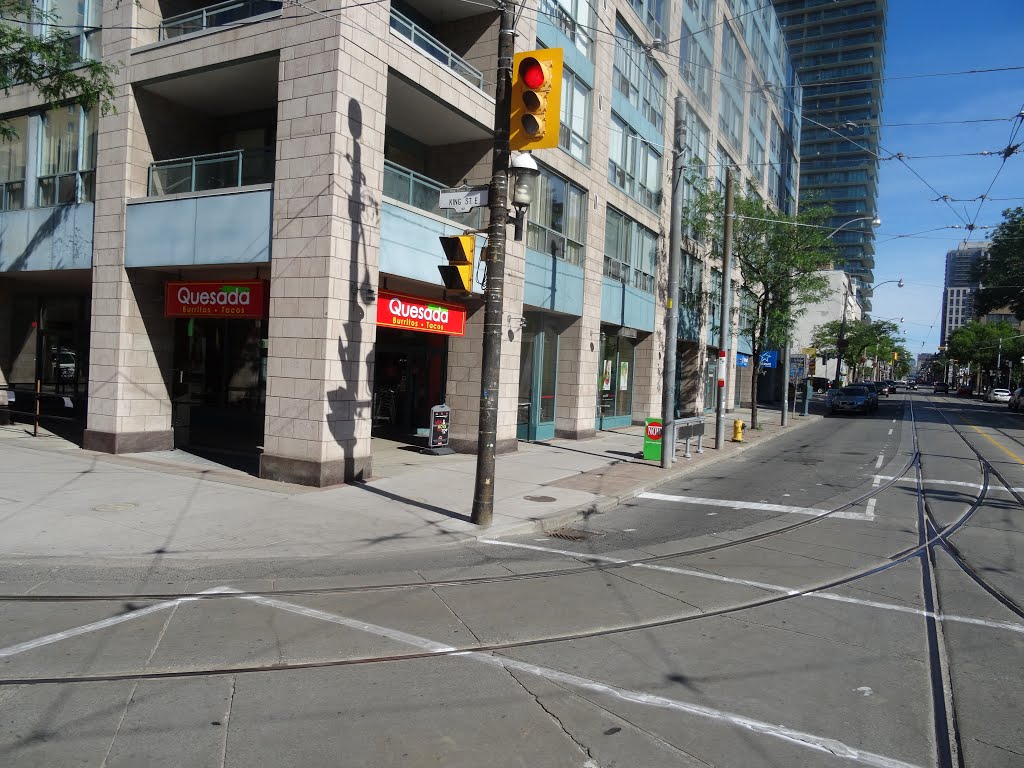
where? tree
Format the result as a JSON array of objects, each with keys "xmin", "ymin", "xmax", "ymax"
[
  {"xmin": 0, "ymin": 0, "xmax": 116, "ymax": 138},
  {"xmin": 812, "ymin": 319, "xmax": 902, "ymax": 382},
  {"xmin": 686, "ymin": 179, "xmax": 834, "ymax": 429},
  {"xmin": 973, "ymin": 207, "xmax": 1024, "ymax": 318},
  {"xmin": 946, "ymin": 320, "xmax": 1023, "ymax": 389}
]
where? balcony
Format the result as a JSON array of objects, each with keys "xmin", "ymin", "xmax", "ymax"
[
  {"xmin": 148, "ymin": 149, "xmax": 274, "ymax": 196},
  {"xmin": 382, "ymin": 160, "xmax": 481, "ymax": 229},
  {"xmin": 389, "ymin": 8, "xmax": 484, "ymax": 90},
  {"xmin": 159, "ymin": 0, "xmax": 280, "ymax": 40}
]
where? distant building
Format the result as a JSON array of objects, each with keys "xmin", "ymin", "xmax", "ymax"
[
  {"xmin": 916, "ymin": 353, "xmax": 938, "ymax": 379},
  {"xmin": 773, "ymin": 0, "xmax": 888, "ymax": 311},
  {"xmin": 791, "ymin": 270, "xmax": 862, "ymax": 384},
  {"xmin": 940, "ymin": 241, "xmax": 990, "ymax": 345}
]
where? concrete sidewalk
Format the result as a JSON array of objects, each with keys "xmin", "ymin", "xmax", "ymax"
[{"xmin": 0, "ymin": 404, "xmax": 821, "ymax": 562}]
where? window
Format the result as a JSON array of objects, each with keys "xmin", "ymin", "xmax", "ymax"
[
  {"xmin": 681, "ymin": 250, "xmax": 703, "ymax": 307},
  {"xmin": 718, "ymin": 85, "xmax": 743, "ymax": 150},
  {"xmin": 605, "ymin": 207, "xmax": 658, "ymax": 293},
  {"xmin": 527, "ymin": 165, "xmax": 587, "ymax": 266},
  {"xmin": 559, "ymin": 66, "xmax": 591, "ymax": 163},
  {"xmin": 608, "ymin": 115, "xmax": 662, "ymax": 211},
  {"xmin": 0, "ymin": 115, "xmax": 27, "ymax": 210},
  {"xmin": 47, "ymin": 0, "xmax": 103, "ymax": 61},
  {"xmin": 541, "ymin": 0, "xmax": 595, "ymax": 59},
  {"xmin": 679, "ymin": 23, "xmax": 713, "ymax": 109},
  {"xmin": 38, "ymin": 106, "xmax": 96, "ymax": 207},
  {"xmin": 707, "ymin": 268, "xmax": 722, "ymax": 340},
  {"xmin": 627, "ymin": 0, "xmax": 667, "ymax": 39},
  {"xmin": 613, "ymin": 17, "xmax": 666, "ymax": 132}
]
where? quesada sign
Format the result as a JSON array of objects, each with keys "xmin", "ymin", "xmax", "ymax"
[{"xmin": 165, "ymin": 281, "xmax": 267, "ymax": 318}]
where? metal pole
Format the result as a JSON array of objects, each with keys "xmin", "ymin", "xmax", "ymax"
[
  {"xmin": 715, "ymin": 168, "xmax": 734, "ymax": 449},
  {"xmin": 34, "ymin": 379, "xmax": 40, "ymax": 437},
  {"xmin": 471, "ymin": 1, "xmax": 516, "ymax": 527},
  {"xmin": 781, "ymin": 342, "xmax": 790, "ymax": 426},
  {"xmin": 833, "ymin": 285, "xmax": 848, "ymax": 389},
  {"xmin": 998, "ymin": 338, "xmax": 1003, "ymax": 386},
  {"xmin": 661, "ymin": 95, "xmax": 687, "ymax": 469}
]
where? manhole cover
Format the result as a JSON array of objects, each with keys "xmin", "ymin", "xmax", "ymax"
[
  {"xmin": 523, "ymin": 495, "xmax": 557, "ymax": 503},
  {"xmin": 91, "ymin": 503, "xmax": 139, "ymax": 513},
  {"xmin": 546, "ymin": 528, "xmax": 590, "ymax": 541}
]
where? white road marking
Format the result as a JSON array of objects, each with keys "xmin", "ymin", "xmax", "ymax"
[
  {"xmin": 875, "ymin": 454, "xmax": 885, "ymax": 469},
  {"xmin": 478, "ymin": 539, "xmax": 1024, "ymax": 637},
  {"xmin": 637, "ymin": 492, "xmax": 875, "ymax": 521},
  {"xmin": 228, "ymin": 589, "xmax": 923, "ymax": 768},
  {"xmin": 864, "ymin": 498, "xmax": 877, "ymax": 520},
  {"xmin": 856, "ymin": 687, "xmax": 874, "ymax": 697},
  {"xmin": 888, "ymin": 429, "xmax": 893, "ymax": 436},
  {"xmin": 872, "ymin": 476, "xmax": 1019, "ymax": 494},
  {"xmin": 0, "ymin": 586, "xmax": 234, "ymax": 659}
]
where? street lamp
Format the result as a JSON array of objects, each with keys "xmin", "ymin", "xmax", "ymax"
[
  {"xmin": 830, "ymin": 217, "xmax": 884, "ymax": 388},
  {"xmin": 509, "ymin": 152, "xmax": 540, "ymax": 242}
]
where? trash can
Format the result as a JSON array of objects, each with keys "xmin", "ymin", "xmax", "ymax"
[{"xmin": 643, "ymin": 418, "xmax": 663, "ymax": 461}]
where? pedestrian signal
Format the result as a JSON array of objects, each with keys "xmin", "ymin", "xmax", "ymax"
[
  {"xmin": 510, "ymin": 48, "xmax": 563, "ymax": 151},
  {"xmin": 438, "ymin": 235, "xmax": 476, "ymax": 293}
]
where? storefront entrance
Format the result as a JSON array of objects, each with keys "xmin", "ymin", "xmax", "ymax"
[
  {"xmin": 171, "ymin": 316, "xmax": 267, "ymax": 459},
  {"xmin": 372, "ymin": 328, "xmax": 447, "ymax": 442},
  {"xmin": 517, "ymin": 313, "xmax": 560, "ymax": 441},
  {"xmin": 703, "ymin": 348, "xmax": 720, "ymax": 413},
  {"xmin": 596, "ymin": 327, "xmax": 636, "ymax": 430}
]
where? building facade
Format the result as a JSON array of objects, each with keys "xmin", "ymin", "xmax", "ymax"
[
  {"xmin": 772, "ymin": 0, "xmax": 887, "ymax": 311},
  {"xmin": 790, "ymin": 269, "xmax": 861, "ymax": 384},
  {"xmin": 940, "ymin": 240, "xmax": 989, "ymax": 346},
  {"xmin": 0, "ymin": 0, "xmax": 800, "ymax": 485}
]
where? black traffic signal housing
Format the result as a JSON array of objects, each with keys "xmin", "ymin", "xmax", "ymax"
[
  {"xmin": 438, "ymin": 234, "xmax": 476, "ymax": 293},
  {"xmin": 510, "ymin": 48, "xmax": 563, "ymax": 151}
]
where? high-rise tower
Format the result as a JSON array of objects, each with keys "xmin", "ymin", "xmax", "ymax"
[{"xmin": 773, "ymin": 1, "xmax": 887, "ymax": 311}]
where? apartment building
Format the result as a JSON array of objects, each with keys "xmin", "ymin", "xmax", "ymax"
[
  {"xmin": 940, "ymin": 240, "xmax": 989, "ymax": 346},
  {"xmin": 0, "ymin": 0, "xmax": 800, "ymax": 486},
  {"xmin": 773, "ymin": 0, "xmax": 887, "ymax": 311}
]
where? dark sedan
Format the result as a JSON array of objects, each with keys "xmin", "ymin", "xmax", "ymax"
[{"xmin": 831, "ymin": 386, "xmax": 872, "ymax": 415}]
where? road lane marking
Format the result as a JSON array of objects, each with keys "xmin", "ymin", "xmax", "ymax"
[
  {"xmin": 888, "ymin": 428, "xmax": 893, "ymax": 436},
  {"xmin": 960, "ymin": 419, "xmax": 1024, "ymax": 465},
  {"xmin": 637, "ymin": 492, "xmax": 874, "ymax": 521},
  {"xmin": 478, "ymin": 539, "xmax": 1024, "ymax": 637},
  {"xmin": 0, "ymin": 586, "xmax": 234, "ymax": 659},
  {"xmin": 875, "ymin": 453, "xmax": 885, "ymax": 469},
  {"xmin": 227, "ymin": 589, "xmax": 924, "ymax": 768}
]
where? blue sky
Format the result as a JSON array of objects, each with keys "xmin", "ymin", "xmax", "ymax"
[{"xmin": 868, "ymin": 0, "xmax": 1023, "ymax": 358}]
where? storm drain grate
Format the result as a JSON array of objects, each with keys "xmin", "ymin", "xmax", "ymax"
[{"xmin": 546, "ymin": 528, "xmax": 591, "ymax": 541}]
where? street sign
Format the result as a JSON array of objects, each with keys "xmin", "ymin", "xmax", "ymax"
[
  {"xmin": 643, "ymin": 418, "xmax": 663, "ymax": 461},
  {"xmin": 802, "ymin": 347, "xmax": 816, "ymax": 356},
  {"xmin": 759, "ymin": 350, "xmax": 779, "ymax": 369},
  {"xmin": 736, "ymin": 353, "xmax": 750, "ymax": 368},
  {"xmin": 438, "ymin": 185, "xmax": 489, "ymax": 213},
  {"xmin": 423, "ymin": 404, "xmax": 455, "ymax": 456}
]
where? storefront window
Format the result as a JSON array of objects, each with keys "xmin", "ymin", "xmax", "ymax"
[
  {"xmin": 527, "ymin": 165, "xmax": 587, "ymax": 266},
  {"xmin": 598, "ymin": 330, "xmax": 635, "ymax": 423}
]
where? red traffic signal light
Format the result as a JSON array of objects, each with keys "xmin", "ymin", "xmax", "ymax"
[{"xmin": 510, "ymin": 48, "xmax": 563, "ymax": 151}]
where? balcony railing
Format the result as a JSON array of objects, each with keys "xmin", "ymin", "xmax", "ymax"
[
  {"xmin": 160, "ymin": 0, "xmax": 279, "ymax": 39},
  {"xmin": 148, "ymin": 148, "xmax": 274, "ymax": 196},
  {"xmin": 389, "ymin": 8, "xmax": 485, "ymax": 90},
  {"xmin": 383, "ymin": 160, "xmax": 482, "ymax": 228}
]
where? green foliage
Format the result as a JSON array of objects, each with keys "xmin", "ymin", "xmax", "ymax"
[
  {"xmin": 0, "ymin": 0, "xmax": 116, "ymax": 138},
  {"xmin": 811, "ymin": 318, "xmax": 904, "ymax": 380},
  {"xmin": 973, "ymin": 207, "xmax": 1024, "ymax": 318},
  {"xmin": 946, "ymin": 320, "xmax": 1023, "ymax": 370}
]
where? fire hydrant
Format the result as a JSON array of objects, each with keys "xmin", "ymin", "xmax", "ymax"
[{"xmin": 733, "ymin": 419, "xmax": 744, "ymax": 442}]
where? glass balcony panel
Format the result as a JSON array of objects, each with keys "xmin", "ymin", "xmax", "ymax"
[
  {"xmin": 193, "ymin": 155, "xmax": 239, "ymax": 191},
  {"xmin": 388, "ymin": 8, "xmax": 484, "ymax": 89},
  {"xmin": 149, "ymin": 150, "xmax": 273, "ymax": 196},
  {"xmin": 150, "ymin": 163, "xmax": 194, "ymax": 196},
  {"xmin": 160, "ymin": 0, "xmax": 278, "ymax": 39},
  {"xmin": 3, "ymin": 181, "xmax": 24, "ymax": 210}
]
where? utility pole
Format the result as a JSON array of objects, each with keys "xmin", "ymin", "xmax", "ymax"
[
  {"xmin": 715, "ymin": 168, "xmax": 733, "ymax": 449},
  {"xmin": 833, "ymin": 284, "xmax": 849, "ymax": 389},
  {"xmin": 471, "ymin": 2, "xmax": 516, "ymax": 526},
  {"xmin": 781, "ymin": 340, "xmax": 790, "ymax": 427},
  {"xmin": 661, "ymin": 95, "xmax": 686, "ymax": 468}
]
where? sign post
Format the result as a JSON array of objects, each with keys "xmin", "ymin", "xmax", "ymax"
[
  {"xmin": 643, "ymin": 418, "xmax": 663, "ymax": 462},
  {"xmin": 438, "ymin": 185, "xmax": 490, "ymax": 214},
  {"xmin": 424, "ymin": 404, "xmax": 455, "ymax": 456}
]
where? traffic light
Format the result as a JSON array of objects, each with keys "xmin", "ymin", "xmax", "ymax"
[
  {"xmin": 510, "ymin": 48, "xmax": 563, "ymax": 151},
  {"xmin": 438, "ymin": 234, "xmax": 476, "ymax": 293}
]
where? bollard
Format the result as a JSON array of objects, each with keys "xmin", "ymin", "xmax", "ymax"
[
  {"xmin": 732, "ymin": 419, "xmax": 744, "ymax": 442},
  {"xmin": 683, "ymin": 434, "xmax": 692, "ymax": 459},
  {"xmin": 697, "ymin": 434, "xmax": 704, "ymax": 453}
]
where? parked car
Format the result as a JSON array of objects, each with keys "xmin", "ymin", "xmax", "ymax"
[
  {"xmin": 986, "ymin": 388, "xmax": 1012, "ymax": 403},
  {"xmin": 957, "ymin": 384, "xmax": 973, "ymax": 397},
  {"xmin": 856, "ymin": 381, "xmax": 880, "ymax": 410},
  {"xmin": 870, "ymin": 381, "xmax": 890, "ymax": 397},
  {"xmin": 831, "ymin": 386, "xmax": 872, "ymax": 415},
  {"xmin": 933, "ymin": 382, "xmax": 949, "ymax": 394},
  {"xmin": 908, "ymin": 381, "xmax": 918, "ymax": 391},
  {"xmin": 1010, "ymin": 387, "xmax": 1024, "ymax": 411}
]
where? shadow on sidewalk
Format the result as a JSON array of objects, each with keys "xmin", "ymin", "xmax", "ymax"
[{"xmin": 353, "ymin": 482, "xmax": 472, "ymax": 523}]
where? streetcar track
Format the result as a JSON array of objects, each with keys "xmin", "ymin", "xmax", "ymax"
[{"xmin": 0, "ymin": 449, "xmax": 922, "ymax": 604}]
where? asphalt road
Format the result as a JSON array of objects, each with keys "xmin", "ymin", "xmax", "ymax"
[{"xmin": 1, "ymin": 391, "xmax": 1022, "ymax": 767}]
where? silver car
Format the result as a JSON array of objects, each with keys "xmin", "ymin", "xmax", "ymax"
[{"xmin": 831, "ymin": 386, "xmax": 872, "ymax": 415}]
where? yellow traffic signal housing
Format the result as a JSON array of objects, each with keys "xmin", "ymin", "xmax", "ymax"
[
  {"xmin": 438, "ymin": 234, "xmax": 476, "ymax": 293},
  {"xmin": 510, "ymin": 48, "xmax": 564, "ymax": 151}
]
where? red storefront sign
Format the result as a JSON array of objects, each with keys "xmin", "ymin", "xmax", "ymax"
[
  {"xmin": 164, "ymin": 280, "xmax": 267, "ymax": 318},
  {"xmin": 376, "ymin": 291, "xmax": 466, "ymax": 336}
]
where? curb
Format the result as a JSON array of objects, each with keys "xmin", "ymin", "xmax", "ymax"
[{"xmin": 478, "ymin": 413, "xmax": 823, "ymax": 540}]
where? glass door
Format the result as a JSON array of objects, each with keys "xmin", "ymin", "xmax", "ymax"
[
  {"xmin": 703, "ymin": 350, "xmax": 719, "ymax": 413},
  {"xmin": 516, "ymin": 313, "xmax": 558, "ymax": 441},
  {"xmin": 596, "ymin": 330, "xmax": 635, "ymax": 430}
]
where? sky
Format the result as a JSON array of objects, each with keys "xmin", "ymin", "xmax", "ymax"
[{"xmin": 868, "ymin": 0, "xmax": 1024, "ymax": 359}]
